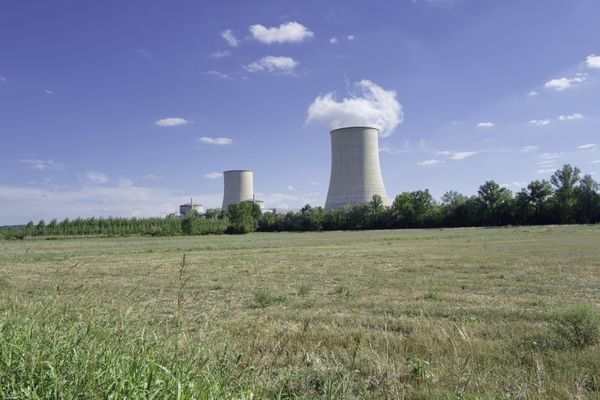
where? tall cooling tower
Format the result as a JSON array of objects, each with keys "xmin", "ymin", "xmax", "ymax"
[
  {"xmin": 324, "ymin": 126, "xmax": 389, "ymax": 209},
  {"xmin": 222, "ymin": 170, "xmax": 254, "ymax": 209}
]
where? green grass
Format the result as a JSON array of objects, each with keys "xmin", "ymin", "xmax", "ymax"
[{"xmin": 1, "ymin": 225, "xmax": 600, "ymax": 398}]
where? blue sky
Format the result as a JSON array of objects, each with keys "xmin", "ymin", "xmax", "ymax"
[{"xmin": 1, "ymin": 0, "xmax": 599, "ymax": 224}]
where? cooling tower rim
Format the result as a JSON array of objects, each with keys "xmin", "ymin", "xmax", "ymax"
[
  {"xmin": 330, "ymin": 126, "xmax": 380, "ymax": 134},
  {"xmin": 223, "ymin": 169, "xmax": 253, "ymax": 174}
]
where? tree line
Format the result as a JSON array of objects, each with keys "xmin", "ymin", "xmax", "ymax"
[{"xmin": 1, "ymin": 164, "xmax": 598, "ymax": 239}]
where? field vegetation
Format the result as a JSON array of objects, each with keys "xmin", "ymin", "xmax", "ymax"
[{"xmin": 1, "ymin": 226, "xmax": 599, "ymax": 398}]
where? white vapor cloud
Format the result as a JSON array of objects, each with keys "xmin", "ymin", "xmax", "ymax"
[
  {"xmin": 347, "ymin": 34, "xmax": 355, "ymax": 40},
  {"xmin": 590, "ymin": 160, "xmax": 600, "ymax": 164},
  {"xmin": 198, "ymin": 137, "xmax": 233, "ymax": 145},
  {"xmin": 329, "ymin": 37, "xmax": 338, "ymax": 44},
  {"xmin": 45, "ymin": 89, "xmax": 54, "ymax": 95},
  {"xmin": 558, "ymin": 113, "xmax": 583, "ymax": 121},
  {"xmin": 527, "ymin": 91, "xmax": 539, "ymax": 96},
  {"xmin": 20, "ymin": 159, "xmax": 62, "ymax": 171},
  {"xmin": 578, "ymin": 144, "xmax": 596, "ymax": 150},
  {"xmin": 210, "ymin": 50, "xmax": 231, "ymax": 58},
  {"xmin": 143, "ymin": 174, "xmax": 162, "ymax": 180},
  {"xmin": 222, "ymin": 29, "xmax": 239, "ymax": 47},
  {"xmin": 155, "ymin": 117, "xmax": 189, "ymax": 127},
  {"xmin": 544, "ymin": 74, "xmax": 587, "ymax": 91},
  {"xmin": 287, "ymin": 185, "xmax": 295, "ymax": 191},
  {"xmin": 418, "ymin": 159, "xmax": 444, "ymax": 166},
  {"xmin": 586, "ymin": 54, "xmax": 600, "ymax": 69},
  {"xmin": 477, "ymin": 122, "xmax": 494, "ymax": 128},
  {"xmin": 528, "ymin": 119, "xmax": 551, "ymax": 126},
  {"xmin": 249, "ymin": 21, "xmax": 314, "ymax": 44},
  {"xmin": 204, "ymin": 70, "xmax": 230, "ymax": 79},
  {"xmin": 0, "ymin": 76, "xmax": 6, "ymax": 83},
  {"xmin": 85, "ymin": 170, "xmax": 109, "ymax": 184},
  {"xmin": 520, "ymin": 145, "xmax": 539, "ymax": 153},
  {"xmin": 245, "ymin": 56, "xmax": 298, "ymax": 73},
  {"xmin": 306, "ymin": 80, "xmax": 403, "ymax": 137},
  {"xmin": 205, "ymin": 172, "xmax": 223, "ymax": 179}
]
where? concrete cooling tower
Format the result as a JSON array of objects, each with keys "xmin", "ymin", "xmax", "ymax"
[
  {"xmin": 324, "ymin": 126, "xmax": 389, "ymax": 209},
  {"xmin": 222, "ymin": 170, "xmax": 254, "ymax": 209}
]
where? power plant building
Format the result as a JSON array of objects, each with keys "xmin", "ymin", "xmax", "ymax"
[
  {"xmin": 179, "ymin": 199, "xmax": 204, "ymax": 216},
  {"xmin": 324, "ymin": 126, "xmax": 389, "ymax": 209},
  {"xmin": 222, "ymin": 170, "xmax": 254, "ymax": 209}
]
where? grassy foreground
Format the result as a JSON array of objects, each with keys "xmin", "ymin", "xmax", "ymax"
[{"xmin": 1, "ymin": 226, "xmax": 599, "ymax": 399}]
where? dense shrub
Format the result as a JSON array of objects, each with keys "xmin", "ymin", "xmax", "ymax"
[{"xmin": 552, "ymin": 304, "xmax": 600, "ymax": 348}]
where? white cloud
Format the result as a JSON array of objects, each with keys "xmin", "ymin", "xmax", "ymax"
[
  {"xmin": 417, "ymin": 159, "xmax": 444, "ymax": 166},
  {"xmin": 527, "ymin": 91, "xmax": 539, "ymax": 97},
  {"xmin": 205, "ymin": 172, "xmax": 223, "ymax": 179},
  {"xmin": 221, "ymin": 29, "xmax": 239, "ymax": 47},
  {"xmin": 537, "ymin": 168, "xmax": 556, "ymax": 174},
  {"xmin": 85, "ymin": 170, "xmax": 109, "ymax": 184},
  {"xmin": 590, "ymin": 160, "xmax": 600, "ymax": 164},
  {"xmin": 0, "ymin": 184, "xmax": 223, "ymax": 225},
  {"xmin": 249, "ymin": 21, "xmax": 314, "ymax": 44},
  {"xmin": 118, "ymin": 178, "xmax": 133, "ymax": 187},
  {"xmin": 586, "ymin": 54, "xmax": 600, "ymax": 69},
  {"xmin": 198, "ymin": 137, "xmax": 233, "ymax": 145},
  {"xmin": 245, "ymin": 56, "xmax": 298, "ymax": 73},
  {"xmin": 143, "ymin": 174, "xmax": 161, "ymax": 180},
  {"xmin": 477, "ymin": 122, "xmax": 494, "ymax": 128},
  {"xmin": 347, "ymin": 34, "xmax": 355, "ymax": 41},
  {"xmin": 306, "ymin": 79, "xmax": 403, "ymax": 137},
  {"xmin": 287, "ymin": 185, "xmax": 295, "ymax": 191},
  {"xmin": 528, "ymin": 119, "xmax": 551, "ymax": 126},
  {"xmin": 449, "ymin": 151, "xmax": 478, "ymax": 160},
  {"xmin": 0, "ymin": 76, "xmax": 6, "ymax": 83},
  {"xmin": 558, "ymin": 113, "xmax": 583, "ymax": 121},
  {"xmin": 329, "ymin": 37, "xmax": 338, "ymax": 44},
  {"xmin": 204, "ymin": 70, "xmax": 230, "ymax": 79},
  {"xmin": 155, "ymin": 117, "xmax": 190, "ymax": 127},
  {"xmin": 20, "ymin": 159, "xmax": 61, "ymax": 171},
  {"xmin": 578, "ymin": 143, "xmax": 596, "ymax": 150},
  {"xmin": 45, "ymin": 89, "xmax": 54, "ymax": 95},
  {"xmin": 520, "ymin": 145, "xmax": 539, "ymax": 153},
  {"xmin": 210, "ymin": 50, "xmax": 231, "ymax": 58},
  {"xmin": 544, "ymin": 74, "xmax": 587, "ymax": 91}
]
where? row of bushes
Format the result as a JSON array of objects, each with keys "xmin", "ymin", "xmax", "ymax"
[{"xmin": 1, "ymin": 164, "xmax": 599, "ymax": 239}]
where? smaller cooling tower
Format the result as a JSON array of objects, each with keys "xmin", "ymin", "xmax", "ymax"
[
  {"xmin": 324, "ymin": 126, "xmax": 389, "ymax": 209},
  {"xmin": 222, "ymin": 170, "xmax": 254, "ymax": 209}
]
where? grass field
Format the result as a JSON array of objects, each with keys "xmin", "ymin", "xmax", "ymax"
[{"xmin": 1, "ymin": 226, "xmax": 599, "ymax": 399}]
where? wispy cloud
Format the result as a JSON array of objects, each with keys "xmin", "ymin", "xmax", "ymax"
[
  {"xmin": 221, "ymin": 29, "xmax": 239, "ymax": 47},
  {"xmin": 586, "ymin": 54, "xmax": 600, "ymax": 69},
  {"xmin": 155, "ymin": 117, "xmax": 190, "ymax": 127},
  {"xmin": 477, "ymin": 122, "xmax": 494, "ymax": 128},
  {"xmin": 45, "ymin": 89, "xmax": 54, "ymax": 95},
  {"xmin": 20, "ymin": 158, "xmax": 62, "ymax": 171},
  {"xmin": 198, "ymin": 137, "xmax": 233, "ymax": 145},
  {"xmin": 528, "ymin": 119, "xmax": 551, "ymax": 126},
  {"xmin": 329, "ymin": 37, "xmax": 338, "ymax": 44},
  {"xmin": 306, "ymin": 80, "xmax": 403, "ymax": 137},
  {"xmin": 0, "ymin": 76, "xmax": 6, "ymax": 83},
  {"xmin": 520, "ymin": 145, "xmax": 539, "ymax": 153},
  {"xmin": 544, "ymin": 74, "xmax": 587, "ymax": 91},
  {"xmin": 527, "ymin": 91, "xmax": 539, "ymax": 96},
  {"xmin": 85, "ymin": 170, "xmax": 109, "ymax": 184},
  {"xmin": 143, "ymin": 174, "xmax": 162, "ymax": 180},
  {"xmin": 417, "ymin": 159, "xmax": 444, "ymax": 166},
  {"xmin": 245, "ymin": 56, "xmax": 298, "ymax": 73},
  {"xmin": 204, "ymin": 70, "xmax": 230, "ymax": 79},
  {"xmin": 590, "ymin": 160, "xmax": 600, "ymax": 164},
  {"xmin": 578, "ymin": 144, "xmax": 596, "ymax": 150},
  {"xmin": 249, "ymin": 21, "xmax": 314, "ymax": 44},
  {"xmin": 287, "ymin": 185, "xmax": 295, "ymax": 191},
  {"xmin": 347, "ymin": 34, "xmax": 355, "ymax": 41},
  {"xmin": 210, "ymin": 50, "xmax": 230, "ymax": 58},
  {"xmin": 558, "ymin": 113, "xmax": 583, "ymax": 121},
  {"xmin": 449, "ymin": 151, "xmax": 478, "ymax": 160},
  {"xmin": 205, "ymin": 172, "xmax": 223, "ymax": 179}
]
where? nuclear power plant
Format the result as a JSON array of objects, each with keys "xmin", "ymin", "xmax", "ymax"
[
  {"xmin": 179, "ymin": 126, "xmax": 388, "ymax": 213},
  {"xmin": 324, "ymin": 126, "xmax": 389, "ymax": 209},
  {"xmin": 222, "ymin": 170, "xmax": 255, "ymax": 209}
]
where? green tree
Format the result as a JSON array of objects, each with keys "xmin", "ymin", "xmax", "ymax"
[
  {"xmin": 227, "ymin": 202, "xmax": 260, "ymax": 234},
  {"xmin": 476, "ymin": 181, "xmax": 513, "ymax": 226},
  {"xmin": 550, "ymin": 164, "xmax": 581, "ymax": 223}
]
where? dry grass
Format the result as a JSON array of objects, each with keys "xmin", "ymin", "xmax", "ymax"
[{"xmin": 1, "ymin": 225, "xmax": 599, "ymax": 398}]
